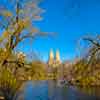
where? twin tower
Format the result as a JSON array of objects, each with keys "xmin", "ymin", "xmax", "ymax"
[{"xmin": 48, "ymin": 49, "xmax": 61, "ymax": 67}]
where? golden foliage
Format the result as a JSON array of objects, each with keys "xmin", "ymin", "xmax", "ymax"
[
  {"xmin": 2, "ymin": 11, "xmax": 12, "ymax": 17},
  {"xmin": 0, "ymin": 69, "xmax": 18, "ymax": 90},
  {"xmin": 0, "ymin": 0, "xmax": 48, "ymax": 99},
  {"xmin": 0, "ymin": 68, "xmax": 19, "ymax": 100},
  {"xmin": 31, "ymin": 61, "xmax": 47, "ymax": 80},
  {"xmin": 3, "ymin": 31, "xmax": 9, "ymax": 38},
  {"xmin": 72, "ymin": 58, "xmax": 100, "ymax": 86}
]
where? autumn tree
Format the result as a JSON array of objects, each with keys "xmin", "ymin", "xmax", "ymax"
[
  {"xmin": 71, "ymin": 34, "xmax": 100, "ymax": 86},
  {"xmin": 0, "ymin": 0, "xmax": 49, "ymax": 99},
  {"xmin": 0, "ymin": 0, "xmax": 47, "ymax": 66},
  {"xmin": 83, "ymin": 35, "xmax": 100, "ymax": 65}
]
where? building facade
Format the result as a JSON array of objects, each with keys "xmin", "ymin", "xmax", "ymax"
[{"xmin": 47, "ymin": 49, "xmax": 63, "ymax": 80}]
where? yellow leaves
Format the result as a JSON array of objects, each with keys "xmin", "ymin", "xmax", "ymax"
[
  {"xmin": 0, "ymin": 30, "xmax": 9, "ymax": 44},
  {"xmin": 23, "ymin": 18, "xmax": 30, "ymax": 28},
  {"xmin": 18, "ymin": 20, "xmax": 24, "ymax": 28},
  {"xmin": 17, "ymin": 52, "xmax": 26, "ymax": 63},
  {"xmin": 75, "ymin": 75, "xmax": 99, "ymax": 86},
  {"xmin": 18, "ymin": 19, "xmax": 28, "ymax": 28},
  {"xmin": 13, "ymin": 20, "xmax": 24, "ymax": 35},
  {"xmin": 31, "ymin": 61, "xmax": 46, "ymax": 80},
  {"xmin": 0, "ymin": 48, "xmax": 11, "ymax": 62},
  {"xmin": 3, "ymin": 31, "xmax": 9, "ymax": 38},
  {"xmin": 15, "ymin": 19, "xmax": 30, "ymax": 35},
  {"xmin": 0, "ymin": 38, "xmax": 3, "ymax": 43},
  {"xmin": 0, "ymin": 69, "xmax": 18, "ymax": 90},
  {"xmin": 2, "ymin": 11, "xmax": 12, "ymax": 17}
]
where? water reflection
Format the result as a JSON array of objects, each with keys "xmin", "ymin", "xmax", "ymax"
[
  {"xmin": 22, "ymin": 81, "xmax": 100, "ymax": 100},
  {"xmin": 24, "ymin": 81, "xmax": 48, "ymax": 100},
  {"xmin": 77, "ymin": 86, "xmax": 100, "ymax": 97}
]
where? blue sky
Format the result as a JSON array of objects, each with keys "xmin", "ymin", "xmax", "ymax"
[
  {"xmin": 30, "ymin": 0, "xmax": 100, "ymax": 62},
  {"xmin": 0, "ymin": 0, "xmax": 100, "ymax": 62}
]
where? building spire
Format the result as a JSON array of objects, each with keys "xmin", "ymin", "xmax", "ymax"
[
  {"xmin": 56, "ymin": 49, "xmax": 60, "ymax": 62},
  {"xmin": 48, "ymin": 49, "xmax": 61, "ymax": 67},
  {"xmin": 49, "ymin": 49, "xmax": 54, "ymax": 60},
  {"xmin": 48, "ymin": 49, "xmax": 54, "ymax": 65}
]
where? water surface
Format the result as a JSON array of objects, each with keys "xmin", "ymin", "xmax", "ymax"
[{"xmin": 22, "ymin": 81, "xmax": 100, "ymax": 100}]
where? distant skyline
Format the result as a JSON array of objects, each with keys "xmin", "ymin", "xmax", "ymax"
[{"xmin": 0, "ymin": 0, "xmax": 100, "ymax": 62}]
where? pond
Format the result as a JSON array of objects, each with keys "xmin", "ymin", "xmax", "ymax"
[{"xmin": 19, "ymin": 80, "xmax": 100, "ymax": 100}]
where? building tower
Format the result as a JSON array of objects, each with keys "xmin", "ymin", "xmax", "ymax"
[
  {"xmin": 48, "ymin": 49, "xmax": 54, "ymax": 65},
  {"xmin": 56, "ymin": 50, "xmax": 60, "ymax": 63}
]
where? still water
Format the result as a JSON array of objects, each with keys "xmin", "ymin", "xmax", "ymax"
[{"xmin": 21, "ymin": 81, "xmax": 100, "ymax": 100}]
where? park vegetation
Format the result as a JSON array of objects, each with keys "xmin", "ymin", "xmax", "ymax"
[
  {"xmin": 70, "ymin": 35, "xmax": 100, "ymax": 86},
  {"xmin": 0, "ymin": 0, "xmax": 100, "ymax": 99}
]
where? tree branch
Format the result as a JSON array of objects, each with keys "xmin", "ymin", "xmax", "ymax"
[
  {"xmin": 20, "ymin": 35, "xmax": 35, "ymax": 41},
  {"xmin": 4, "ymin": 60, "xmax": 24, "ymax": 68},
  {"xmin": 12, "ymin": 34, "xmax": 35, "ymax": 50},
  {"xmin": 83, "ymin": 37, "xmax": 100, "ymax": 48},
  {"xmin": 16, "ymin": 1, "xmax": 20, "ymax": 23},
  {"xmin": 87, "ymin": 47, "xmax": 100, "ymax": 66},
  {"xmin": 12, "ymin": 31, "xmax": 48, "ymax": 50}
]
